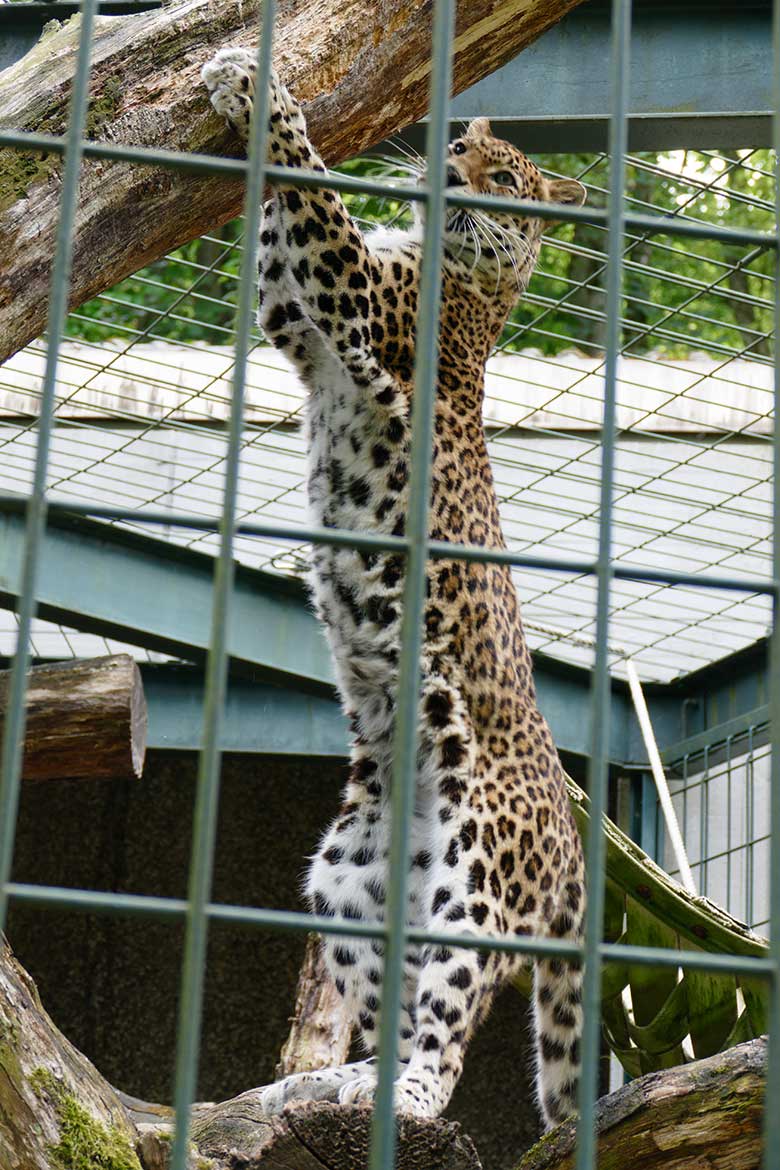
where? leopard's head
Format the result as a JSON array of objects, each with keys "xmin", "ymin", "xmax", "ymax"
[{"xmin": 438, "ymin": 118, "xmax": 586, "ymax": 295}]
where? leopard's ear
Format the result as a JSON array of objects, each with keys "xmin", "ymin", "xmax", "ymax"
[
  {"xmin": 465, "ymin": 117, "xmax": 492, "ymax": 141},
  {"xmin": 546, "ymin": 177, "xmax": 587, "ymax": 207}
]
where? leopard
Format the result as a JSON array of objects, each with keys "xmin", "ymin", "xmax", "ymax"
[{"xmin": 202, "ymin": 47, "xmax": 587, "ymax": 1129}]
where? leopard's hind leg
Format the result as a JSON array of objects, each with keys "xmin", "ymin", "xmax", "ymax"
[{"xmin": 533, "ymin": 872, "xmax": 585, "ymax": 1127}]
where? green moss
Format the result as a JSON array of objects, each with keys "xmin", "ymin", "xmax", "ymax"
[
  {"xmin": 0, "ymin": 1025, "xmax": 25, "ymax": 1126},
  {"xmin": 513, "ymin": 1123, "xmax": 564, "ymax": 1169},
  {"xmin": 86, "ymin": 75, "xmax": 122, "ymax": 138},
  {"xmin": 0, "ymin": 148, "xmax": 60, "ymax": 215},
  {"xmin": 0, "ymin": 21, "xmax": 122, "ymax": 214},
  {"xmin": 30, "ymin": 1068, "xmax": 141, "ymax": 1170}
]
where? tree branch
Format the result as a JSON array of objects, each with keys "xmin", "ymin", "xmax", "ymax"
[
  {"xmin": 0, "ymin": 935, "xmax": 141, "ymax": 1170},
  {"xmin": 517, "ymin": 1037, "xmax": 766, "ymax": 1170},
  {"xmin": 0, "ymin": 0, "xmax": 587, "ymax": 364},
  {"xmin": 275, "ymin": 933, "xmax": 352, "ymax": 1081}
]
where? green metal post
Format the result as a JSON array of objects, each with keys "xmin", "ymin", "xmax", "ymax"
[
  {"xmin": 0, "ymin": 0, "xmax": 99, "ymax": 930},
  {"xmin": 762, "ymin": 1, "xmax": 780, "ymax": 1164},
  {"xmin": 168, "ymin": 10, "xmax": 277, "ymax": 1169},
  {"xmin": 575, "ymin": 0, "xmax": 631, "ymax": 1165},
  {"xmin": 368, "ymin": 3, "xmax": 454, "ymax": 1167},
  {"xmin": 747, "ymin": 727, "xmax": 756, "ymax": 927}
]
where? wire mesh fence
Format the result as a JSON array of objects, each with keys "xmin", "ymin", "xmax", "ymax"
[
  {"xmin": 0, "ymin": 0, "xmax": 779, "ymax": 1168},
  {"xmin": 658, "ymin": 722, "xmax": 772, "ymax": 933},
  {"xmin": 0, "ymin": 145, "xmax": 775, "ymax": 680}
]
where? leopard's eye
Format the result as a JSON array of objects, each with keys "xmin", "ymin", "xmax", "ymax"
[
  {"xmin": 452, "ymin": 141, "xmax": 467, "ymax": 155},
  {"xmin": 492, "ymin": 170, "xmax": 516, "ymax": 187}
]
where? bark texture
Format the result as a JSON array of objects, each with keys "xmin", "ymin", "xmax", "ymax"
[
  {"xmin": 190, "ymin": 1097, "xmax": 483, "ymax": 1169},
  {"xmin": 275, "ymin": 933, "xmax": 352, "ymax": 1081},
  {"xmin": 0, "ymin": 0, "xmax": 587, "ymax": 364},
  {"xmin": 517, "ymin": 1037, "xmax": 767, "ymax": 1170},
  {"xmin": 0, "ymin": 929, "xmax": 769, "ymax": 1170},
  {"xmin": 0, "ymin": 654, "xmax": 147, "ymax": 781}
]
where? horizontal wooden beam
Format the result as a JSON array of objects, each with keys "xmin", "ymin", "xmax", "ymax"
[{"xmin": 392, "ymin": 2, "xmax": 774, "ymax": 153}]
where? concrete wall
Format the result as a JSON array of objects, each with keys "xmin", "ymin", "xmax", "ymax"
[{"xmin": 9, "ymin": 750, "xmax": 541, "ymax": 1166}]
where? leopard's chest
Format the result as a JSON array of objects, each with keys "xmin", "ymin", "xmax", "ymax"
[{"xmin": 304, "ymin": 358, "xmax": 410, "ymax": 538}]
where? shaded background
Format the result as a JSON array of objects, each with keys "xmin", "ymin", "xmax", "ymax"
[{"xmin": 9, "ymin": 752, "xmax": 543, "ymax": 1168}]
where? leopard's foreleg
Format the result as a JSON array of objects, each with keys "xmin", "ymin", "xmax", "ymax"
[{"xmin": 202, "ymin": 48, "xmax": 406, "ymax": 413}]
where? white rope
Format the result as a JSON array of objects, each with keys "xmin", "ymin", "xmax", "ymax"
[{"xmin": 624, "ymin": 659, "xmax": 697, "ymax": 895}]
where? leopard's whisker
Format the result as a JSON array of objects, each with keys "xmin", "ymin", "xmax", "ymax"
[
  {"xmin": 475, "ymin": 212, "xmax": 534, "ymax": 288},
  {"xmin": 465, "ymin": 214, "xmax": 482, "ymax": 273},
  {"xmin": 471, "ymin": 215, "xmax": 506, "ymax": 294},
  {"xmin": 372, "ymin": 154, "xmax": 425, "ymax": 179},
  {"xmin": 473, "ymin": 212, "xmax": 521, "ymax": 291},
  {"xmin": 387, "ymin": 136, "xmax": 426, "ymax": 172}
]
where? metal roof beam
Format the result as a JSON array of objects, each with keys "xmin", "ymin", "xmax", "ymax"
[
  {"xmin": 0, "ymin": 509, "xmax": 635, "ymax": 763},
  {"xmin": 137, "ymin": 662, "xmax": 636, "ymax": 766},
  {"xmin": 1, "ymin": 509, "xmax": 767, "ymax": 766},
  {"xmin": 388, "ymin": 2, "xmax": 772, "ymax": 153},
  {"xmin": 0, "ymin": 508, "xmax": 334, "ymax": 695},
  {"xmin": 141, "ymin": 665, "xmax": 350, "ymax": 757}
]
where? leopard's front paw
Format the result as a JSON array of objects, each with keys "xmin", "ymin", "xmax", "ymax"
[
  {"xmin": 201, "ymin": 47, "xmax": 258, "ymax": 137},
  {"xmin": 338, "ymin": 1075, "xmax": 432, "ymax": 1118},
  {"xmin": 338, "ymin": 1074, "xmax": 376, "ymax": 1109},
  {"xmin": 258, "ymin": 1068, "xmax": 349, "ymax": 1115}
]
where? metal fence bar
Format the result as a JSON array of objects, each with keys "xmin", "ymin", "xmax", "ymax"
[
  {"xmin": 1, "ymin": 128, "xmax": 776, "ymax": 247},
  {"xmin": 748, "ymin": 727, "xmax": 756, "ymax": 927},
  {"xmin": 0, "ymin": 0, "xmax": 99, "ymax": 930},
  {"xmin": 575, "ymin": 1, "xmax": 631, "ymax": 1164},
  {"xmin": 1, "ymin": 496, "xmax": 775, "ymax": 596},
  {"xmin": 702, "ymin": 744, "xmax": 710, "ymax": 895},
  {"xmin": 368, "ymin": 2, "xmax": 454, "ymax": 1165},
  {"xmin": 4, "ymin": 879, "xmax": 775, "ymax": 973},
  {"xmin": 763, "ymin": 1, "xmax": 780, "ymax": 1162},
  {"xmin": 167, "ymin": 11, "xmax": 276, "ymax": 1170},
  {"xmin": 726, "ymin": 736, "xmax": 733, "ymax": 904}
]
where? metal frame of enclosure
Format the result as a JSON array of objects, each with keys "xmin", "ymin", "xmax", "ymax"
[{"xmin": 1, "ymin": 2, "xmax": 779, "ymax": 1170}]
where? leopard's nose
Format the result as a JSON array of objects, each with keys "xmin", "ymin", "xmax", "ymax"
[{"xmin": 446, "ymin": 165, "xmax": 463, "ymax": 188}]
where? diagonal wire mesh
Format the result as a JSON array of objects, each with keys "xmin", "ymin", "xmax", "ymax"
[{"xmin": 0, "ymin": 147, "xmax": 775, "ymax": 679}]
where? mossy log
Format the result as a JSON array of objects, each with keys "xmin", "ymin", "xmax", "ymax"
[
  {"xmin": 0, "ymin": 935, "xmax": 141, "ymax": 1170},
  {"xmin": 0, "ymin": 0, "xmax": 587, "ymax": 365},
  {"xmin": 0, "ymin": 654, "xmax": 147, "ymax": 782},
  {"xmin": 517, "ymin": 1037, "xmax": 767, "ymax": 1170}
]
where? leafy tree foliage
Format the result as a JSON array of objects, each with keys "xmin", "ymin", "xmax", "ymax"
[{"xmin": 66, "ymin": 149, "xmax": 774, "ymax": 361}]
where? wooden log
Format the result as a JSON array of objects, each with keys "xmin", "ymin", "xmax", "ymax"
[
  {"xmin": 188, "ymin": 1097, "xmax": 483, "ymax": 1170},
  {"xmin": 0, "ymin": 653, "xmax": 147, "ymax": 780},
  {"xmin": 275, "ymin": 932, "xmax": 352, "ymax": 1080},
  {"xmin": 0, "ymin": 934, "xmax": 142, "ymax": 1170},
  {"xmin": 517, "ymin": 1037, "xmax": 767, "ymax": 1170},
  {"xmin": 0, "ymin": 0, "xmax": 588, "ymax": 364}
]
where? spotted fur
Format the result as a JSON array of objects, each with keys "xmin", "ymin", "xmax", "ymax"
[{"xmin": 202, "ymin": 49, "xmax": 587, "ymax": 1127}]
